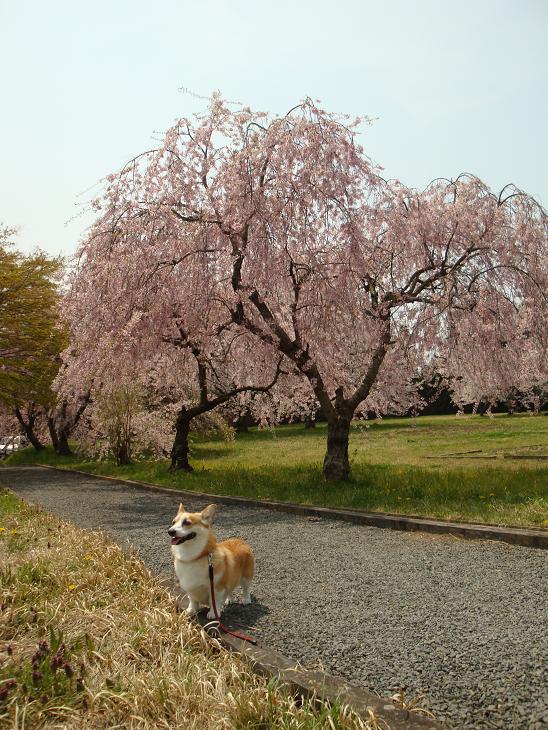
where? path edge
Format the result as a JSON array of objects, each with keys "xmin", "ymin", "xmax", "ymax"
[
  {"xmin": 31, "ymin": 463, "xmax": 547, "ymax": 549},
  {"xmin": 159, "ymin": 576, "xmax": 443, "ymax": 729}
]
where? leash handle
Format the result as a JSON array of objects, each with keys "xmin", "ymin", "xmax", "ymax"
[{"xmin": 208, "ymin": 554, "xmax": 257, "ymax": 645}]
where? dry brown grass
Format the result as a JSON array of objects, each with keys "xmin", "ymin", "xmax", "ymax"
[
  {"xmin": 390, "ymin": 689, "xmax": 435, "ymax": 720},
  {"xmin": 0, "ymin": 489, "xmax": 382, "ymax": 729}
]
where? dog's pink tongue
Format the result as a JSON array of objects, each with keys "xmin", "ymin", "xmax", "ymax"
[{"xmin": 171, "ymin": 537, "xmax": 181, "ymax": 545}]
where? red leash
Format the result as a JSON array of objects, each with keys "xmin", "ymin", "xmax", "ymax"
[{"xmin": 208, "ymin": 553, "xmax": 257, "ymax": 645}]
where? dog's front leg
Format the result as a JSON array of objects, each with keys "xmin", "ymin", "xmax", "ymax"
[
  {"xmin": 185, "ymin": 595, "xmax": 200, "ymax": 616},
  {"xmin": 207, "ymin": 586, "xmax": 225, "ymax": 620}
]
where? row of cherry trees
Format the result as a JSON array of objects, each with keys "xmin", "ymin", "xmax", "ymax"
[{"xmin": 18, "ymin": 97, "xmax": 546, "ymax": 479}]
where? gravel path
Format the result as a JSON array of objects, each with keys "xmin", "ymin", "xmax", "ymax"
[{"xmin": 2, "ymin": 466, "xmax": 547, "ymax": 730}]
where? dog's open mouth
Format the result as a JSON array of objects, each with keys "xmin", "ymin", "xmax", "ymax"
[{"xmin": 171, "ymin": 532, "xmax": 196, "ymax": 546}]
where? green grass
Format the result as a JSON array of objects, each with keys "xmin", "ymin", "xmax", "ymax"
[{"xmin": 5, "ymin": 413, "xmax": 548, "ymax": 527}]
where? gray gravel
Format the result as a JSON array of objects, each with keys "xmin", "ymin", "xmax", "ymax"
[{"xmin": 2, "ymin": 466, "xmax": 547, "ymax": 730}]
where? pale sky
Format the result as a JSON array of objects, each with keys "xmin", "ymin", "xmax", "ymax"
[{"xmin": 1, "ymin": 0, "xmax": 547, "ymax": 257}]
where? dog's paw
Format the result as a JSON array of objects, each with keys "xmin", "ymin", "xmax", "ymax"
[
  {"xmin": 241, "ymin": 596, "xmax": 252, "ymax": 605},
  {"xmin": 206, "ymin": 610, "xmax": 217, "ymax": 620}
]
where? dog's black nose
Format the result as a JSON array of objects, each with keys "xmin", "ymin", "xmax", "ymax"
[{"xmin": 167, "ymin": 527, "xmax": 176, "ymax": 536}]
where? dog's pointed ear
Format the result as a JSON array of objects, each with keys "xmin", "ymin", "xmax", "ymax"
[
  {"xmin": 201, "ymin": 504, "xmax": 218, "ymax": 525},
  {"xmin": 177, "ymin": 502, "xmax": 185, "ymax": 515}
]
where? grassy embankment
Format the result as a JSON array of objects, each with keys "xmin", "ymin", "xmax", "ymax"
[
  {"xmin": 0, "ymin": 489, "xmax": 381, "ymax": 729},
  {"xmin": 6, "ymin": 413, "xmax": 548, "ymax": 528}
]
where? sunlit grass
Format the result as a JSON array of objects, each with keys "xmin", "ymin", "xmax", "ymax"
[
  {"xmin": 5, "ymin": 413, "xmax": 548, "ymax": 527},
  {"xmin": 0, "ymin": 489, "xmax": 381, "ymax": 729}
]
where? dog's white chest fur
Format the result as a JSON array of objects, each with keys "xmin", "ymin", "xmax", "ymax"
[{"xmin": 174, "ymin": 556, "xmax": 209, "ymax": 602}]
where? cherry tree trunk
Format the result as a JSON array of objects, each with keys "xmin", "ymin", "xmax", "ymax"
[
  {"xmin": 14, "ymin": 408, "xmax": 44, "ymax": 451},
  {"xmin": 478, "ymin": 401, "xmax": 490, "ymax": 416},
  {"xmin": 56, "ymin": 430, "xmax": 73, "ymax": 456},
  {"xmin": 233, "ymin": 410, "xmax": 251, "ymax": 433},
  {"xmin": 47, "ymin": 417, "xmax": 59, "ymax": 452},
  {"xmin": 170, "ymin": 409, "xmax": 193, "ymax": 472},
  {"xmin": 323, "ymin": 417, "xmax": 351, "ymax": 480},
  {"xmin": 25, "ymin": 429, "xmax": 45, "ymax": 451},
  {"xmin": 48, "ymin": 417, "xmax": 73, "ymax": 456},
  {"xmin": 114, "ymin": 437, "xmax": 131, "ymax": 466}
]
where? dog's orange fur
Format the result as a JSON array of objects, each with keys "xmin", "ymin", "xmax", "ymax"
[{"xmin": 215, "ymin": 538, "xmax": 255, "ymax": 591}]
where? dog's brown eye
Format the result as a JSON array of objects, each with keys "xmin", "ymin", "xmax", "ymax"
[{"xmin": 182, "ymin": 518, "xmax": 191, "ymax": 526}]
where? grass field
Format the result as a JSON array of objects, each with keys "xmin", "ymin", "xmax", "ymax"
[
  {"xmin": 5, "ymin": 413, "xmax": 548, "ymax": 528},
  {"xmin": 0, "ymin": 489, "xmax": 379, "ymax": 729}
]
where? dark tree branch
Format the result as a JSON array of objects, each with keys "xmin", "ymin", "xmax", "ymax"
[{"xmin": 348, "ymin": 316, "xmax": 391, "ymax": 411}]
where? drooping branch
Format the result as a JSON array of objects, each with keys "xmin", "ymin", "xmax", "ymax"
[
  {"xmin": 231, "ymin": 290, "xmax": 337, "ymax": 421},
  {"xmin": 348, "ymin": 316, "xmax": 391, "ymax": 411},
  {"xmin": 186, "ymin": 352, "xmax": 285, "ymax": 420},
  {"xmin": 169, "ymin": 354, "xmax": 286, "ymax": 471},
  {"xmin": 228, "ymin": 244, "xmax": 337, "ymax": 420},
  {"xmin": 166, "ymin": 318, "xmax": 286, "ymax": 419}
]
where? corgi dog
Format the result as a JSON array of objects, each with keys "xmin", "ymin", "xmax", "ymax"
[{"xmin": 169, "ymin": 503, "xmax": 254, "ymax": 619}]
